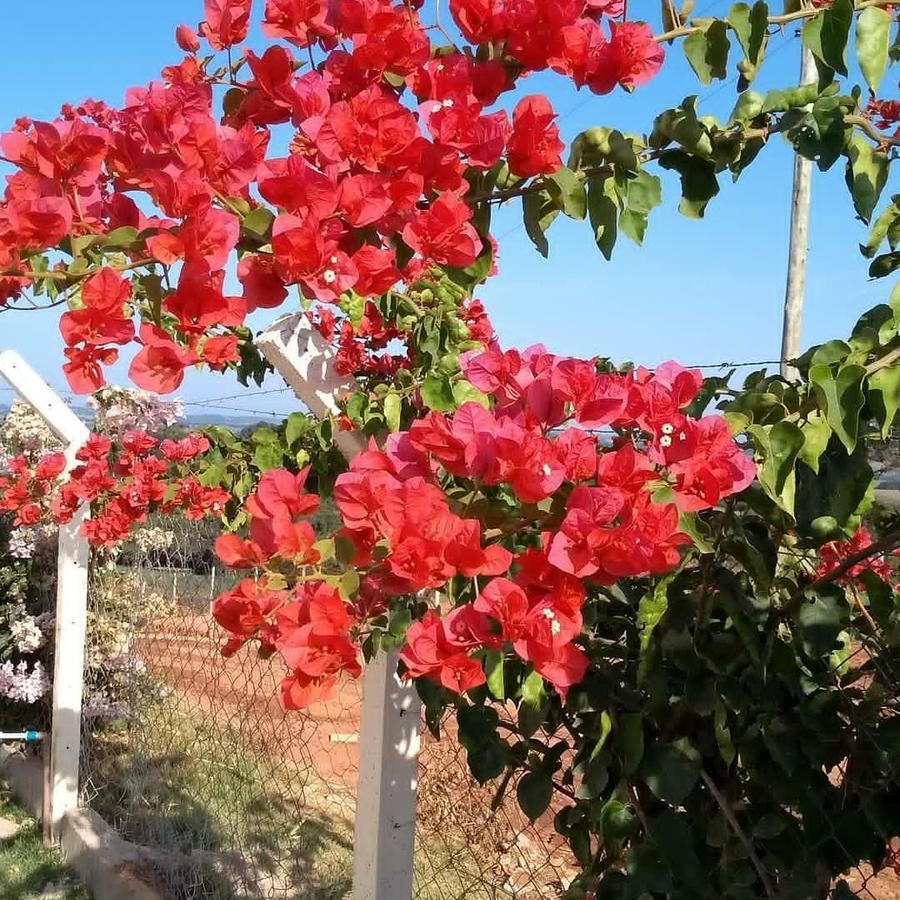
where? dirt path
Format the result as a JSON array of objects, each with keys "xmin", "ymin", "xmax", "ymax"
[{"xmin": 137, "ymin": 610, "xmax": 900, "ymax": 899}]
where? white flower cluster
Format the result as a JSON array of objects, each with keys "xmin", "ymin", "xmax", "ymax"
[
  {"xmin": 90, "ymin": 386, "xmax": 184, "ymax": 435},
  {"xmin": 131, "ymin": 527, "xmax": 175, "ymax": 554},
  {"xmin": 0, "ymin": 659, "xmax": 50, "ymax": 703},
  {"xmin": 82, "ymin": 692, "xmax": 128, "ymax": 720},
  {"xmin": 101, "ymin": 649, "xmax": 147, "ymax": 677},
  {"xmin": 10, "ymin": 611, "xmax": 45, "ymax": 653},
  {"xmin": 0, "ymin": 399, "xmax": 62, "ymax": 461},
  {"xmin": 6, "ymin": 527, "xmax": 37, "ymax": 560}
]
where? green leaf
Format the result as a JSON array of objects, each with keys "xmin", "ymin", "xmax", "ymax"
[
  {"xmin": 714, "ymin": 701, "xmax": 736, "ymax": 765},
  {"xmin": 870, "ymin": 251, "xmax": 900, "ymax": 279},
  {"xmin": 619, "ymin": 172, "xmax": 662, "ymax": 246},
  {"xmin": 861, "ymin": 198, "xmax": 900, "ymax": 259},
  {"xmin": 658, "ymin": 151, "xmax": 720, "ymax": 219},
  {"xmin": 683, "ymin": 21, "xmax": 731, "ymax": 85},
  {"xmin": 546, "ymin": 167, "xmax": 587, "ymax": 220},
  {"xmin": 103, "ymin": 225, "xmax": 139, "ymax": 249},
  {"xmin": 451, "ymin": 379, "xmax": 490, "ymax": 408},
  {"xmin": 809, "ymin": 363, "xmax": 867, "ymax": 453},
  {"xmin": 517, "ymin": 772, "xmax": 553, "ymax": 821},
  {"xmin": 802, "ymin": 0, "xmax": 853, "ymax": 75},
  {"xmin": 241, "ymin": 206, "xmax": 275, "ymax": 239},
  {"xmin": 797, "ymin": 585, "xmax": 850, "ymax": 656},
  {"xmin": 752, "ymin": 421, "xmax": 805, "ymax": 512},
  {"xmin": 588, "ymin": 174, "xmax": 619, "ymax": 260},
  {"xmin": 729, "ymin": 90, "xmax": 765, "ymax": 124},
  {"xmin": 728, "ymin": 2, "xmax": 767, "ymax": 65},
  {"xmin": 523, "ymin": 189, "xmax": 559, "ymax": 258},
  {"xmin": 590, "ymin": 711, "xmax": 613, "ymax": 761},
  {"xmin": 421, "ymin": 374, "xmax": 456, "ymax": 412},
  {"xmin": 618, "ymin": 713, "xmax": 645, "ymax": 776},
  {"xmin": 599, "ymin": 799, "xmax": 638, "ymax": 850},
  {"xmin": 855, "ymin": 6, "xmax": 891, "ymax": 93},
  {"xmin": 252, "ymin": 442, "xmax": 285, "ymax": 472},
  {"xmin": 339, "ymin": 569, "xmax": 360, "ymax": 598},
  {"xmin": 642, "ymin": 739, "xmax": 701, "ymax": 804},
  {"xmin": 384, "ymin": 391, "xmax": 402, "ymax": 433},
  {"xmin": 845, "ymin": 131, "xmax": 889, "ymax": 224},
  {"xmin": 485, "ymin": 650, "xmax": 506, "ymax": 700},
  {"xmin": 868, "ymin": 366, "xmax": 900, "ymax": 438},
  {"xmin": 284, "ymin": 412, "xmax": 309, "ymax": 447},
  {"xmin": 798, "ymin": 412, "xmax": 832, "ymax": 474},
  {"xmin": 637, "ymin": 574, "xmax": 673, "ymax": 682}
]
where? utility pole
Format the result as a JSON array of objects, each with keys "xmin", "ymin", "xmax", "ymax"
[{"xmin": 780, "ymin": 44, "xmax": 817, "ymax": 381}]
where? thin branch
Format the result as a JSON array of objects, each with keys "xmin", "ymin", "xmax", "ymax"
[
  {"xmin": 788, "ymin": 526, "xmax": 900, "ymax": 609},
  {"xmin": 653, "ymin": 0, "xmax": 893, "ymax": 43},
  {"xmin": 700, "ymin": 770, "xmax": 777, "ymax": 900},
  {"xmin": 844, "ymin": 114, "xmax": 900, "ymax": 149},
  {"xmin": 866, "ymin": 345, "xmax": 900, "ymax": 376},
  {"xmin": 431, "ymin": 0, "xmax": 461, "ymax": 50}
]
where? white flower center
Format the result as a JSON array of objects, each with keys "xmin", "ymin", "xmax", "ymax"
[
  {"xmin": 660, "ymin": 435, "xmax": 672, "ymax": 448},
  {"xmin": 442, "ymin": 98, "xmax": 454, "ymax": 108},
  {"xmin": 679, "ymin": 431, "xmax": 687, "ymax": 441},
  {"xmin": 431, "ymin": 102, "xmax": 442, "ymax": 113},
  {"xmin": 323, "ymin": 269, "xmax": 337, "ymax": 284},
  {"xmin": 330, "ymin": 255, "xmax": 338, "ymax": 264},
  {"xmin": 542, "ymin": 463, "xmax": 552, "ymax": 476},
  {"xmin": 661, "ymin": 423, "xmax": 674, "ymax": 435}
]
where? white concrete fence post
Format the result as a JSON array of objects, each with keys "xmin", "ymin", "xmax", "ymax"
[
  {"xmin": 0, "ymin": 350, "xmax": 90, "ymax": 842},
  {"xmin": 258, "ymin": 314, "xmax": 422, "ymax": 900}
]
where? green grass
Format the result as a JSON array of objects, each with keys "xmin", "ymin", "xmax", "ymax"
[
  {"xmin": 83, "ymin": 697, "xmax": 507, "ymax": 900},
  {"xmin": 0, "ymin": 786, "xmax": 91, "ymax": 900}
]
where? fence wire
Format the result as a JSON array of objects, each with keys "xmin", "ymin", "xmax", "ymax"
[
  {"xmin": 68, "ymin": 511, "xmax": 900, "ymax": 899},
  {"xmin": 75, "ymin": 514, "xmax": 575, "ymax": 900}
]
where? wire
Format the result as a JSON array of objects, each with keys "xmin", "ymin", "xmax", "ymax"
[{"xmin": 181, "ymin": 387, "xmax": 291, "ymax": 406}]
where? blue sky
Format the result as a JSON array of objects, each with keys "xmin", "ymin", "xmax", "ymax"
[{"xmin": 0, "ymin": 1, "xmax": 892, "ymax": 420}]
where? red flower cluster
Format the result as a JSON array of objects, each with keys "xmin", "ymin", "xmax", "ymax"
[
  {"xmin": 868, "ymin": 98, "xmax": 900, "ymax": 133},
  {"xmin": 212, "ymin": 469, "xmax": 364, "ymax": 708},
  {"xmin": 0, "ymin": 430, "xmax": 226, "ymax": 547},
  {"xmin": 450, "ymin": 0, "xmax": 663, "ymax": 93},
  {"xmin": 212, "ymin": 346, "xmax": 755, "ymax": 705},
  {"xmin": 814, "ymin": 525, "xmax": 896, "ymax": 587},
  {"xmin": 213, "ymin": 576, "xmax": 362, "ymax": 709},
  {"xmin": 214, "ymin": 467, "xmax": 321, "ymax": 568},
  {"xmin": 0, "ymin": 452, "xmax": 67, "ymax": 526},
  {"xmin": 0, "ymin": 0, "xmax": 664, "ymax": 393}
]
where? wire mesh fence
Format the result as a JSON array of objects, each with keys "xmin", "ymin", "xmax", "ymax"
[
  {"xmin": 56, "ymin": 512, "xmax": 900, "ymax": 900},
  {"xmin": 74, "ymin": 515, "xmax": 579, "ymax": 900},
  {"xmin": 79, "ymin": 516, "xmax": 361, "ymax": 900}
]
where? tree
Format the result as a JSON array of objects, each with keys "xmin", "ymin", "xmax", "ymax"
[{"xmin": 0, "ymin": 1, "xmax": 899, "ymax": 896}]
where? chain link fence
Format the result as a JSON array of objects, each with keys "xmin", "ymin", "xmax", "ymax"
[{"xmin": 75, "ymin": 515, "xmax": 578, "ymax": 900}]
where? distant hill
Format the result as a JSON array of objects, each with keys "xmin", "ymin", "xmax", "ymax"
[{"xmin": 0, "ymin": 401, "xmax": 275, "ymax": 432}]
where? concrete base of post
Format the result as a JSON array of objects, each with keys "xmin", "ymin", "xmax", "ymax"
[{"xmin": 1, "ymin": 746, "xmax": 167, "ymax": 900}]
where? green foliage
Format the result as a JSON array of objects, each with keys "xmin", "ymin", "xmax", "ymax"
[{"xmin": 421, "ymin": 288, "xmax": 900, "ymax": 899}]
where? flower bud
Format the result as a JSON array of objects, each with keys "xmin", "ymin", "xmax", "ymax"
[{"xmin": 176, "ymin": 24, "xmax": 200, "ymax": 53}]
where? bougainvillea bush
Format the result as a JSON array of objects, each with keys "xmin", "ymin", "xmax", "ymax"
[
  {"xmin": 0, "ymin": 402, "xmax": 60, "ymax": 726},
  {"xmin": 0, "ymin": 0, "xmax": 899, "ymax": 896}
]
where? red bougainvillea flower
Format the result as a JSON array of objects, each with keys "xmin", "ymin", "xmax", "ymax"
[
  {"xmin": 398, "ymin": 609, "xmax": 488, "ymax": 694},
  {"xmin": 401, "ymin": 192, "xmax": 481, "ymax": 267},
  {"xmin": 212, "ymin": 577, "xmax": 286, "ymax": 656},
  {"xmin": 602, "ymin": 21, "xmax": 665, "ymax": 92},
  {"xmin": 507, "ymin": 95, "xmax": 565, "ymax": 178},
  {"xmin": 816, "ymin": 526, "xmax": 897, "ymax": 586},
  {"xmin": 275, "ymin": 582, "xmax": 362, "ymax": 709},
  {"xmin": 200, "ymin": 0, "xmax": 252, "ymax": 50},
  {"xmin": 129, "ymin": 325, "xmax": 200, "ymax": 394}
]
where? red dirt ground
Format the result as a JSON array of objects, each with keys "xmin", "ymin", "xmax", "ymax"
[{"xmin": 139, "ymin": 611, "xmax": 900, "ymax": 899}]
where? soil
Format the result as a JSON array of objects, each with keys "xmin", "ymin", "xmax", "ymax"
[{"xmin": 137, "ymin": 611, "xmax": 900, "ymax": 899}]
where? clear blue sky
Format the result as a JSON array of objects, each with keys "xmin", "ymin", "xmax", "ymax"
[{"xmin": 0, "ymin": 1, "xmax": 892, "ymax": 421}]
